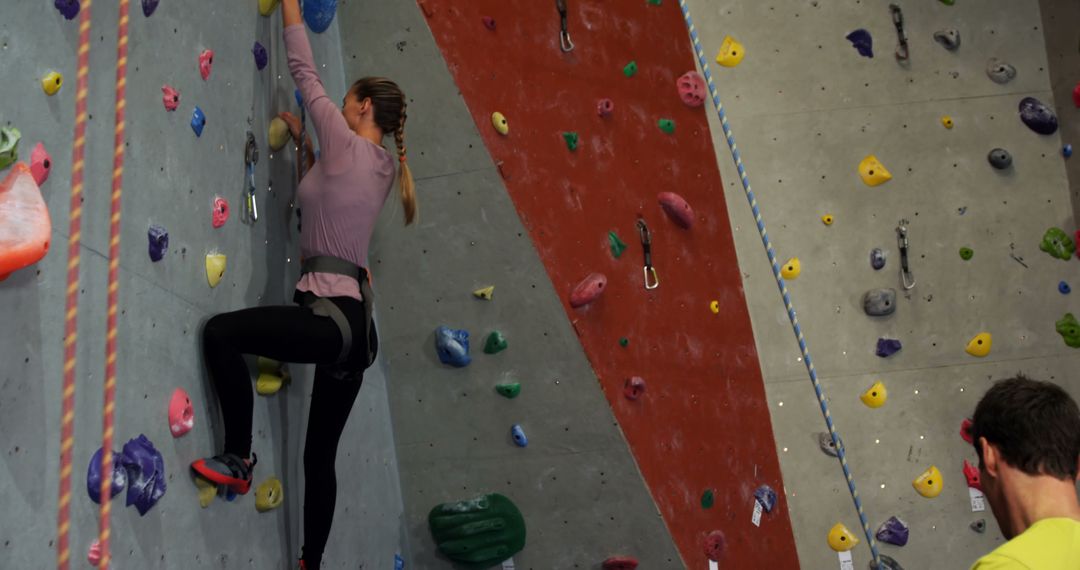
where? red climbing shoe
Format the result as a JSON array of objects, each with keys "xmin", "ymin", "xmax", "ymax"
[{"xmin": 190, "ymin": 452, "xmax": 257, "ymax": 495}]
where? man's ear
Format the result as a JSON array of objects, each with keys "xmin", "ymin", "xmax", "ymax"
[{"xmin": 979, "ymin": 437, "xmax": 1000, "ymax": 477}]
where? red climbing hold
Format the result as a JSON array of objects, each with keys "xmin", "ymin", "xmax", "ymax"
[
  {"xmin": 960, "ymin": 417, "xmax": 974, "ymax": 444},
  {"xmin": 569, "ymin": 272, "xmax": 607, "ymax": 308},
  {"xmin": 963, "ymin": 459, "xmax": 982, "ymax": 491},
  {"xmin": 1074, "ymin": 230, "xmax": 1080, "ymax": 258},
  {"xmin": 597, "ymin": 98, "xmax": 614, "ymax": 117},
  {"xmin": 623, "ymin": 377, "xmax": 646, "ymax": 400},
  {"xmin": 703, "ymin": 530, "xmax": 727, "ymax": 562},
  {"xmin": 602, "ymin": 556, "xmax": 639, "ymax": 570},
  {"xmin": 1073, "ymin": 81, "xmax": 1080, "ymax": 108},
  {"xmin": 677, "ymin": 71, "xmax": 706, "ymax": 107},
  {"xmin": 658, "ymin": 191, "xmax": 694, "ymax": 229},
  {"xmin": 481, "ymin": 16, "xmax": 496, "ymax": 30},
  {"xmin": 30, "ymin": 142, "xmax": 51, "ymax": 186},
  {"xmin": 0, "ymin": 163, "xmax": 52, "ymax": 282}
]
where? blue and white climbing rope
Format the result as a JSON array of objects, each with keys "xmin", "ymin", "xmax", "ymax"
[{"xmin": 675, "ymin": 1, "xmax": 883, "ymax": 567}]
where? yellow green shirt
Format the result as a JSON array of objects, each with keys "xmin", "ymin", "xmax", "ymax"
[{"xmin": 970, "ymin": 517, "xmax": 1080, "ymax": 569}]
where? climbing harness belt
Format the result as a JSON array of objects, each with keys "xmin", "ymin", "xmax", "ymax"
[
  {"xmin": 637, "ymin": 219, "xmax": 659, "ymax": 290},
  {"xmin": 897, "ymin": 220, "xmax": 915, "ymax": 290},
  {"xmin": 245, "ymin": 131, "xmax": 259, "ymax": 222},
  {"xmin": 298, "ymin": 256, "xmax": 377, "ymax": 367},
  {"xmin": 676, "ymin": 1, "xmax": 883, "ymax": 567},
  {"xmin": 555, "ymin": 0, "xmax": 574, "ymax": 53},
  {"xmin": 890, "ymin": 4, "xmax": 909, "ymax": 63}
]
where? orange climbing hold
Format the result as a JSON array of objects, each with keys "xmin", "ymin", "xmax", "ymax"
[{"xmin": 0, "ymin": 163, "xmax": 52, "ymax": 281}]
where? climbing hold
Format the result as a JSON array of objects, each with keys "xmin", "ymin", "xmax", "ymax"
[
  {"xmin": 255, "ymin": 478, "xmax": 283, "ymax": 512},
  {"xmin": 780, "ymin": 258, "xmax": 801, "ymax": 280},
  {"xmin": 0, "ymin": 163, "xmax": 51, "ymax": 281},
  {"xmin": 619, "ymin": 337, "xmax": 629, "ymax": 347},
  {"xmin": 960, "ymin": 418, "xmax": 974, "ymax": 444},
  {"xmin": 860, "ymin": 381, "xmax": 887, "ymax": 408},
  {"xmin": 481, "ymin": 16, "xmax": 496, "ymax": 31},
  {"xmin": 205, "ymin": 253, "xmax": 226, "ymax": 288},
  {"xmin": 703, "ymin": 530, "xmax": 727, "ymax": 562},
  {"xmin": 87, "ymin": 447, "xmax": 127, "ymax": 504},
  {"xmin": 941, "ymin": 116, "xmax": 954, "ymax": 129},
  {"xmin": 939, "ymin": 0, "xmax": 955, "ymax": 4},
  {"xmin": 754, "ymin": 485, "xmax": 777, "ymax": 513},
  {"xmin": 623, "ymin": 61, "xmax": 638, "ymax": 77},
  {"xmin": 258, "ymin": 0, "xmax": 280, "ymax": 16},
  {"xmin": 87, "ymin": 540, "xmax": 101, "ymax": 566},
  {"xmin": 510, "ymin": 424, "xmax": 528, "ymax": 447},
  {"xmin": 252, "ymin": 42, "xmax": 268, "ymax": 70},
  {"xmin": 987, "ymin": 148, "xmax": 1012, "ymax": 169},
  {"xmin": 1060, "ymin": 281, "xmax": 1071, "ymax": 294},
  {"xmin": 818, "ymin": 432, "xmax": 839, "ymax": 457},
  {"xmin": 141, "ymin": 0, "xmax": 159, "ymax": 16},
  {"xmin": 198, "ymin": 49, "xmax": 214, "ymax": 81},
  {"xmin": 701, "ymin": 489, "xmax": 714, "ymax": 509},
  {"xmin": 211, "ymin": 196, "xmax": 229, "ymax": 229},
  {"xmin": 971, "ymin": 519, "xmax": 987, "ymax": 533},
  {"xmin": 658, "ymin": 191, "xmax": 693, "ymax": 229},
  {"xmin": 30, "ymin": 142, "xmax": 51, "ymax": 186},
  {"xmin": 161, "ymin": 85, "xmax": 180, "ymax": 111},
  {"xmin": 1075, "ymin": 82, "xmax": 1080, "ymax": 107},
  {"xmin": 597, "ymin": 98, "xmax": 615, "ymax": 117},
  {"xmin": 624, "ymin": 376, "xmax": 646, "ymax": 400},
  {"xmin": 1040, "ymin": 227, "xmax": 1075, "ymax": 260},
  {"xmin": 434, "ymin": 326, "xmax": 472, "ymax": 367},
  {"xmin": 709, "ymin": 300, "xmax": 720, "ymax": 314},
  {"xmin": 303, "ymin": 0, "xmax": 338, "ymax": 33},
  {"xmin": 149, "ymin": 223, "xmax": 169, "ymax": 261},
  {"xmin": 933, "ymin": 29, "xmax": 961, "ymax": 51},
  {"xmin": 191, "ymin": 106, "xmax": 206, "ymax": 137},
  {"xmin": 119, "ymin": 434, "xmax": 167, "ymax": 515},
  {"xmin": 657, "ymin": 118, "xmax": 676, "ymax": 134},
  {"xmin": 827, "ymin": 522, "xmax": 860, "ymax": 552},
  {"xmin": 858, "ymin": 155, "xmax": 892, "ymax": 187},
  {"xmin": 962, "ymin": 459, "xmax": 982, "ymax": 491},
  {"xmin": 428, "ymin": 494, "xmax": 526, "ymax": 567},
  {"xmin": 473, "ymin": 285, "xmax": 495, "ymax": 300},
  {"xmin": 965, "ymin": 333, "xmax": 992, "ymax": 357},
  {"xmin": 55, "ymin": 0, "xmax": 80, "ymax": 20},
  {"xmin": 495, "ymin": 382, "xmax": 521, "ymax": 399},
  {"xmin": 715, "ymin": 36, "xmax": 745, "ymax": 67},
  {"xmin": 268, "ymin": 117, "xmax": 290, "ymax": 151},
  {"xmin": 484, "ymin": 330, "xmax": 508, "ymax": 354},
  {"xmin": 1018, "ymin": 96, "xmax": 1058, "ymax": 135},
  {"xmin": 870, "ymin": 248, "xmax": 886, "ymax": 270},
  {"xmin": 0, "ymin": 126, "xmax": 19, "ymax": 172},
  {"xmin": 256, "ymin": 357, "xmax": 290, "ymax": 395},
  {"xmin": 491, "ymin": 112, "xmax": 509, "ymax": 135},
  {"xmin": 41, "ymin": 71, "xmax": 63, "ymax": 96},
  {"xmin": 875, "ymin": 516, "xmax": 910, "ymax": 547},
  {"xmin": 874, "ymin": 554, "xmax": 906, "ymax": 570},
  {"xmin": 570, "ymin": 272, "xmax": 607, "ymax": 308},
  {"xmin": 846, "ymin": 29, "xmax": 874, "ymax": 58},
  {"xmin": 677, "ymin": 71, "xmax": 706, "ymax": 107},
  {"xmin": 1064, "ymin": 144, "xmax": 1073, "ymax": 158},
  {"xmin": 608, "ymin": 231, "xmax": 626, "ymax": 258},
  {"xmin": 986, "ymin": 58, "xmax": 1016, "ymax": 84},
  {"xmin": 1055, "ymin": 313, "xmax": 1080, "ymax": 348},
  {"xmin": 959, "ymin": 247, "xmax": 974, "ymax": 261},
  {"xmin": 602, "ymin": 557, "xmax": 639, "ymax": 570},
  {"xmin": 167, "ymin": 388, "xmax": 193, "ymax": 438},
  {"xmin": 821, "ymin": 214, "xmax": 834, "ymax": 226},
  {"xmin": 563, "ymin": 131, "xmax": 579, "ymax": 151},
  {"xmin": 863, "ymin": 288, "xmax": 896, "ymax": 317},
  {"xmin": 876, "ymin": 338, "xmax": 902, "ymax": 357},
  {"xmin": 912, "ymin": 465, "xmax": 943, "ymax": 498}
]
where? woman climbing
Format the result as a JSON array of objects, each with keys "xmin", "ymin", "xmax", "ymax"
[{"xmin": 190, "ymin": 0, "xmax": 416, "ymax": 566}]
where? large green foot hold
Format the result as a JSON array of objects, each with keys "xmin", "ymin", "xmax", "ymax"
[
  {"xmin": 1056, "ymin": 313, "xmax": 1080, "ymax": 348},
  {"xmin": 1040, "ymin": 227, "xmax": 1075, "ymax": 260},
  {"xmin": 429, "ymin": 493, "xmax": 526, "ymax": 568},
  {"xmin": 484, "ymin": 331, "xmax": 508, "ymax": 354}
]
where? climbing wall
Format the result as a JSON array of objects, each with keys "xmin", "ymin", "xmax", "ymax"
[
  {"xmin": 686, "ymin": 0, "xmax": 1080, "ymax": 568},
  {"xmin": 0, "ymin": 2, "xmax": 405, "ymax": 567}
]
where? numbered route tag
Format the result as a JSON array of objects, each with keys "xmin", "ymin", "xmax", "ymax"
[
  {"xmin": 838, "ymin": 550, "xmax": 854, "ymax": 570},
  {"xmin": 501, "ymin": 558, "xmax": 515, "ymax": 570},
  {"xmin": 751, "ymin": 500, "xmax": 763, "ymax": 527},
  {"xmin": 970, "ymin": 487, "xmax": 986, "ymax": 512}
]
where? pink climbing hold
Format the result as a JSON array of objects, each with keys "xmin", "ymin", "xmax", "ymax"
[
  {"xmin": 677, "ymin": 71, "xmax": 706, "ymax": 107},
  {"xmin": 161, "ymin": 85, "xmax": 180, "ymax": 111},
  {"xmin": 962, "ymin": 459, "xmax": 982, "ymax": 491},
  {"xmin": 212, "ymin": 196, "xmax": 229, "ymax": 228},
  {"xmin": 199, "ymin": 49, "xmax": 214, "ymax": 81},
  {"xmin": 658, "ymin": 191, "xmax": 694, "ymax": 229},
  {"xmin": 602, "ymin": 556, "xmax": 639, "ymax": 570},
  {"xmin": 30, "ymin": 142, "xmax": 51, "ymax": 186},
  {"xmin": 960, "ymin": 417, "xmax": 974, "ymax": 444},
  {"xmin": 87, "ymin": 539, "xmax": 101, "ymax": 566},
  {"xmin": 481, "ymin": 16, "xmax": 496, "ymax": 30},
  {"xmin": 624, "ymin": 377, "xmax": 646, "ymax": 400},
  {"xmin": 597, "ymin": 98, "xmax": 614, "ymax": 117},
  {"xmin": 168, "ymin": 387, "xmax": 194, "ymax": 438},
  {"xmin": 569, "ymin": 272, "xmax": 607, "ymax": 308},
  {"xmin": 703, "ymin": 530, "xmax": 727, "ymax": 562}
]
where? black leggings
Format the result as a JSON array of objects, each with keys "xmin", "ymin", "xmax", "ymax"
[{"xmin": 202, "ymin": 295, "xmax": 371, "ymax": 567}]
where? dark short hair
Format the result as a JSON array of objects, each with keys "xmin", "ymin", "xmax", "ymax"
[{"xmin": 971, "ymin": 374, "xmax": 1080, "ymax": 480}]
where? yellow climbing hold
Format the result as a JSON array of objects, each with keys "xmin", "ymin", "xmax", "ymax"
[
  {"xmin": 268, "ymin": 117, "xmax": 290, "ymax": 151},
  {"xmin": 709, "ymin": 300, "xmax": 720, "ymax": 314},
  {"xmin": 42, "ymin": 71, "xmax": 63, "ymax": 96},
  {"xmin": 821, "ymin": 214, "xmax": 834, "ymax": 226},
  {"xmin": 255, "ymin": 477, "xmax": 284, "ymax": 512},
  {"xmin": 858, "ymin": 155, "xmax": 892, "ymax": 187},
  {"xmin": 780, "ymin": 257, "xmax": 801, "ymax": 280},
  {"xmin": 965, "ymin": 332, "xmax": 992, "ymax": 357},
  {"xmin": 715, "ymin": 36, "xmax": 745, "ymax": 67},
  {"xmin": 259, "ymin": 0, "xmax": 281, "ymax": 16},
  {"xmin": 473, "ymin": 285, "xmax": 495, "ymax": 300},
  {"xmin": 859, "ymin": 381, "xmax": 887, "ymax": 408},
  {"xmin": 256, "ymin": 357, "xmax": 289, "ymax": 395},
  {"xmin": 206, "ymin": 253, "xmax": 226, "ymax": 288},
  {"xmin": 827, "ymin": 522, "xmax": 860, "ymax": 552},
  {"xmin": 491, "ymin": 112, "xmax": 510, "ymax": 136},
  {"xmin": 195, "ymin": 475, "xmax": 217, "ymax": 508},
  {"xmin": 941, "ymin": 115, "xmax": 954, "ymax": 129},
  {"xmin": 912, "ymin": 465, "xmax": 944, "ymax": 498}
]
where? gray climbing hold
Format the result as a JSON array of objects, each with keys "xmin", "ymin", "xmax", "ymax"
[
  {"xmin": 818, "ymin": 432, "xmax": 839, "ymax": 457},
  {"xmin": 988, "ymin": 148, "xmax": 1012, "ymax": 170},
  {"xmin": 870, "ymin": 554, "xmax": 905, "ymax": 570},
  {"xmin": 1018, "ymin": 96, "xmax": 1058, "ymax": 135},
  {"xmin": 971, "ymin": 519, "xmax": 986, "ymax": 533},
  {"xmin": 986, "ymin": 58, "xmax": 1016, "ymax": 84},
  {"xmin": 933, "ymin": 29, "xmax": 960, "ymax": 51},
  {"xmin": 863, "ymin": 288, "xmax": 897, "ymax": 317},
  {"xmin": 870, "ymin": 248, "xmax": 886, "ymax": 270}
]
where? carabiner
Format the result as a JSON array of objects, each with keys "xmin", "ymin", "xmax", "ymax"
[
  {"xmin": 897, "ymin": 220, "xmax": 915, "ymax": 290},
  {"xmin": 637, "ymin": 219, "xmax": 659, "ymax": 290},
  {"xmin": 245, "ymin": 132, "xmax": 259, "ymax": 222},
  {"xmin": 556, "ymin": 0, "xmax": 574, "ymax": 53},
  {"xmin": 890, "ymin": 4, "xmax": 909, "ymax": 63}
]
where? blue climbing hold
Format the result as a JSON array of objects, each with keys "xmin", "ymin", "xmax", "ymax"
[
  {"xmin": 191, "ymin": 106, "xmax": 206, "ymax": 137},
  {"xmin": 1064, "ymin": 144, "xmax": 1073, "ymax": 158},
  {"xmin": 1060, "ymin": 281, "xmax": 1071, "ymax": 294},
  {"xmin": 511, "ymin": 424, "xmax": 528, "ymax": 447},
  {"xmin": 870, "ymin": 248, "xmax": 886, "ymax": 270},
  {"xmin": 148, "ymin": 224, "xmax": 168, "ymax": 262},
  {"xmin": 55, "ymin": 0, "xmax": 80, "ymax": 20},
  {"xmin": 876, "ymin": 338, "xmax": 902, "ymax": 357},
  {"xmin": 434, "ymin": 326, "xmax": 471, "ymax": 367},
  {"xmin": 253, "ymin": 41, "xmax": 268, "ymax": 71},
  {"xmin": 753, "ymin": 485, "xmax": 777, "ymax": 513},
  {"xmin": 846, "ymin": 29, "xmax": 873, "ymax": 58},
  {"xmin": 303, "ymin": 0, "xmax": 337, "ymax": 33},
  {"xmin": 395, "ymin": 554, "xmax": 405, "ymax": 570},
  {"xmin": 120, "ymin": 434, "xmax": 167, "ymax": 516},
  {"xmin": 87, "ymin": 447, "xmax": 127, "ymax": 504}
]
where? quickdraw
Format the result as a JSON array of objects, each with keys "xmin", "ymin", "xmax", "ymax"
[
  {"xmin": 637, "ymin": 219, "xmax": 659, "ymax": 290},
  {"xmin": 890, "ymin": 4, "xmax": 909, "ymax": 63},
  {"xmin": 244, "ymin": 131, "xmax": 259, "ymax": 222},
  {"xmin": 556, "ymin": 0, "xmax": 574, "ymax": 53},
  {"xmin": 897, "ymin": 220, "xmax": 915, "ymax": 290}
]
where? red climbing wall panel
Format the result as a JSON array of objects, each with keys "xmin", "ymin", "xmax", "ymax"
[{"xmin": 420, "ymin": 1, "xmax": 799, "ymax": 566}]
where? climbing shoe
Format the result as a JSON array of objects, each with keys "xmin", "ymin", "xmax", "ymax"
[{"xmin": 190, "ymin": 452, "xmax": 257, "ymax": 495}]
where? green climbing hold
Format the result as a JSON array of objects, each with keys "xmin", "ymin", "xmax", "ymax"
[
  {"xmin": 701, "ymin": 489, "xmax": 715, "ymax": 509},
  {"xmin": 484, "ymin": 330, "xmax": 508, "ymax": 354},
  {"xmin": 959, "ymin": 247, "xmax": 974, "ymax": 261},
  {"xmin": 495, "ymin": 382, "xmax": 521, "ymax": 399},
  {"xmin": 1056, "ymin": 313, "xmax": 1080, "ymax": 348},
  {"xmin": 563, "ymin": 131, "xmax": 579, "ymax": 152},
  {"xmin": 609, "ymin": 231, "xmax": 627, "ymax": 258},
  {"xmin": 0, "ymin": 126, "xmax": 21, "ymax": 171},
  {"xmin": 647, "ymin": 0, "xmax": 662, "ymax": 4},
  {"xmin": 619, "ymin": 337, "xmax": 629, "ymax": 347},
  {"xmin": 939, "ymin": 0, "xmax": 955, "ymax": 4},
  {"xmin": 1040, "ymin": 227, "xmax": 1075, "ymax": 260},
  {"xmin": 428, "ymin": 493, "xmax": 526, "ymax": 569},
  {"xmin": 658, "ymin": 119, "xmax": 676, "ymax": 134},
  {"xmin": 623, "ymin": 61, "xmax": 638, "ymax": 77}
]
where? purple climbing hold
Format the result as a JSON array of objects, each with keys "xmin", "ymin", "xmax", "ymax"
[
  {"xmin": 875, "ymin": 516, "xmax": 910, "ymax": 546},
  {"xmin": 55, "ymin": 0, "xmax": 80, "ymax": 20},
  {"xmin": 753, "ymin": 484, "xmax": 777, "ymax": 513},
  {"xmin": 87, "ymin": 447, "xmax": 127, "ymax": 504},
  {"xmin": 253, "ymin": 42, "xmax": 268, "ymax": 71},
  {"xmin": 876, "ymin": 338, "xmax": 902, "ymax": 357},
  {"xmin": 846, "ymin": 29, "xmax": 873, "ymax": 58},
  {"xmin": 148, "ymin": 224, "xmax": 168, "ymax": 262},
  {"xmin": 120, "ymin": 434, "xmax": 167, "ymax": 516},
  {"xmin": 141, "ymin": 0, "xmax": 159, "ymax": 17},
  {"xmin": 1018, "ymin": 97, "xmax": 1058, "ymax": 135},
  {"xmin": 435, "ymin": 326, "xmax": 471, "ymax": 367},
  {"xmin": 870, "ymin": 248, "xmax": 886, "ymax": 270}
]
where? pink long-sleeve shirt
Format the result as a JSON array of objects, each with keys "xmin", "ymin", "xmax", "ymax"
[{"xmin": 286, "ymin": 24, "xmax": 395, "ymax": 301}]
